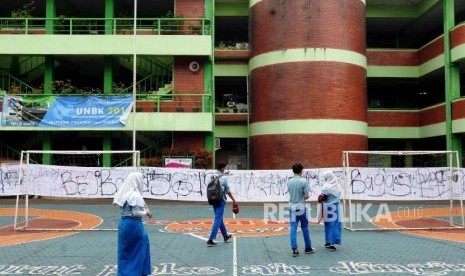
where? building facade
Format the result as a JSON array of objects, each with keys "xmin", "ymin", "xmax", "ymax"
[{"xmin": 0, "ymin": 0, "xmax": 464, "ymax": 169}]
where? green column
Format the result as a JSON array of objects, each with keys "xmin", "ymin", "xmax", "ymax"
[
  {"xmin": 45, "ymin": 0, "xmax": 56, "ymax": 34},
  {"xmin": 103, "ymin": 132, "xmax": 111, "ymax": 167},
  {"xmin": 443, "ymin": 0, "xmax": 462, "ymax": 166},
  {"xmin": 44, "ymin": 57, "xmax": 54, "ymax": 93},
  {"xmin": 103, "ymin": 56, "xmax": 113, "ymax": 166},
  {"xmin": 104, "ymin": 56, "xmax": 113, "ymax": 95},
  {"xmin": 105, "ymin": 0, "xmax": 114, "ymax": 35},
  {"xmin": 205, "ymin": 0, "xmax": 215, "ymax": 167},
  {"xmin": 42, "ymin": 132, "xmax": 51, "ymax": 165},
  {"xmin": 405, "ymin": 140, "xmax": 413, "ymax": 167}
]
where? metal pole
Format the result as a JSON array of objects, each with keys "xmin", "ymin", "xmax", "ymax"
[{"xmin": 132, "ymin": 0, "xmax": 138, "ymax": 168}]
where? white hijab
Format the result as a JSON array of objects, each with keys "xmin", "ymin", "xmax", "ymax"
[
  {"xmin": 113, "ymin": 171, "xmax": 146, "ymax": 207},
  {"xmin": 321, "ymin": 170, "xmax": 341, "ymax": 198}
]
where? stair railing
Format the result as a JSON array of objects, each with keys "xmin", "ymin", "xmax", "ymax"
[
  {"xmin": 0, "ymin": 69, "xmax": 36, "ymax": 94},
  {"xmin": 18, "ymin": 56, "xmax": 46, "ymax": 76},
  {"xmin": 0, "ymin": 142, "xmax": 22, "ymax": 162}
]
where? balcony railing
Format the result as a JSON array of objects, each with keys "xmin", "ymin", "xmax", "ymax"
[
  {"xmin": 0, "ymin": 17, "xmax": 211, "ymax": 35},
  {"xmin": 0, "ymin": 92, "xmax": 212, "ymax": 114},
  {"xmin": 136, "ymin": 93, "xmax": 212, "ymax": 113}
]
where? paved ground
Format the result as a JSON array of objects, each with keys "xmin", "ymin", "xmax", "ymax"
[{"xmin": 1, "ymin": 199, "xmax": 465, "ymax": 276}]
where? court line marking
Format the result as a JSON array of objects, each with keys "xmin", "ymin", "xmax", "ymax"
[
  {"xmin": 233, "ymin": 236, "xmax": 238, "ymax": 276},
  {"xmin": 184, "ymin": 232, "xmax": 208, "ymax": 241},
  {"xmin": 233, "ymin": 212, "xmax": 238, "ymax": 276}
]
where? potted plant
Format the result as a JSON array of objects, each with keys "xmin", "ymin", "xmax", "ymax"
[
  {"xmin": 188, "ymin": 24, "xmax": 202, "ymax": 35},
  {"xmin": 54, "ymin": 15, "xmax": 68, "ymax": 34},
  {"xmin": 112, "ymin": 82, "xmax": 130, "ymax": 94},
  {"xmin": 160, "ymin": 11, "xmax": 183, "ymax": 35},
  {"xmin": 51, "ymin": 79, "xmax": 76, "ymax": 94}
]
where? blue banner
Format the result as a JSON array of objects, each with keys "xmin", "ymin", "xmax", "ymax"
[{"xmin": 2, "ymin": 95, "xmax": 133, "ymax": 127}]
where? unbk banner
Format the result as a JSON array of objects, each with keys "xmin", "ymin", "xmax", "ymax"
[{"xmin": 2, "ymin": 95, "xmax": 133, "ymax": 127}]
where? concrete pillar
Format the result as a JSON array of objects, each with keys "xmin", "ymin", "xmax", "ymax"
[{"xmin": 249, "ymin": 0, "xmax": 367, "ymax": 169}]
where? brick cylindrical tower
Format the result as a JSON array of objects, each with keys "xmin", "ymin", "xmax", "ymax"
[{"xmin": 249, "ymin": 0, "xmax": 367, "ymax": 169}]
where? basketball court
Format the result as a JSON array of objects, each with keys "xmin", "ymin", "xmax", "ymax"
[{"xmin": 1, "ymin": 199, "xmax": 465, "ymax": 276}]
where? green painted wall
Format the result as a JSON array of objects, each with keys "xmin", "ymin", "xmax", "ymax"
[
  {"xmin": 214, "ymin": 64, "xmax": 249, "ymax": 76},
  {"xmin": 215, "ymin": 3, "xmax": 248, "ymax": 16},
  {"xmin": 215, "ymin": 125, "xmax": 248, "ymax": 138},
  {"xmin": 0, "ymin": 36, "xmax": 212, "ymax": 56},
  {"xmin": 366, "ymin": 0, "xmax": 440, "ymax": 18}
]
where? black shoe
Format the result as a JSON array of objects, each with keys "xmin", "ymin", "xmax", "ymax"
[
  {"xmin": 324, "ymin": 243, "xmax": 331, "ymax": 248},
  {"xmin": 292, "ymin": 249, "xmax": 300, "ymax": 257},
  {"xmin": 206, "ymin": 240, "xmax": 217, "ymax": 247},
  {"xmin": 224, "ymin": 234, "xmax": 233, "ymax": 243},
  {"xmin": 326, "ymin": 245, "xmax": 336, "ymax": 251},
  {"xmin": 305, "ymin": 247, "xmax": 315, "ymax": 254}
]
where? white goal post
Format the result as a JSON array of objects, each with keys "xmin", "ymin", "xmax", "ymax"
[
  {"xmin": 14, "ymin": 150, "xmax": 140, "ymax": 231},
  {"xmin": 342, "ymin": 150, "xmax": 464, "ymax": 231}
]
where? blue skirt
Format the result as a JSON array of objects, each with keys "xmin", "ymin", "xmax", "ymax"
[
  {"xmin": 117, "ymin": 217, "xmax": 151, "ymax": 276},
  {"xmin": 323, "ymin": 203, "xmax": 342, "ymax": 245}
]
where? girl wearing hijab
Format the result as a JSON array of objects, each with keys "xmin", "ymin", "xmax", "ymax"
[
  {"xmin": 113, "ymin": 171, "xmax": 152, "ymax": 276},
  {"xmin": 318, "ymin": 170, "xmax": 342, "ymax": 251}
]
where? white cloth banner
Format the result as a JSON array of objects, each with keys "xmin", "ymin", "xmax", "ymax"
[{"xmin": 0, "ymin": 165, "xmax": 463, "ymax": 201}]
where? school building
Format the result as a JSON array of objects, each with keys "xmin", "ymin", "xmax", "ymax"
[{"xmin": 0, "ymin": 0, "xmax": 464, "ymax": 169}]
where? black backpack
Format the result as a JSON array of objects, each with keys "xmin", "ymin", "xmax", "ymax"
[{"xmin": 207, "ymin": 175, "xmax": 224, "ymax": 205}]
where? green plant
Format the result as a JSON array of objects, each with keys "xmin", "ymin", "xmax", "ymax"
[
  {"xmin": 188, "ymin": 24, "xmax": 202, "ymax": 34},
  {"xmin": 11, "ymin": 1, "xmax": 35, "ymax": 18},
  {"xmin": 74, "ymin": 19, "xmax": 97, "ymax": 34},
  {"xmin": 141, "ymin": 157, "xmax": 162, "ymax": 167},
  {"xmin": 51, "ymin": 79, "xmax": 76, "ymax": 94},
  {"xmin": 112, "ymin": 82, "xmax": 129, "ymax": 94},
  {"xmin": 160, "ymin": 11, "xmax": 183, "ymax": 35},
  {"xmin": 55, "ymin": 15, "xmax": 68, "ymax": 34},
  {"xmin": 11, "ymin": 1, "xmax": 36, "ymax": 30},
  {"xmin": 31, "ymin": 83, "xmax": 44, "ymax": 94},
  {"xmin": 161, "ymin": 147, "xmax": 212, "ymax": 169},
  {"xmin": 193, "ymin": 148, "xmax": 212, "ymax": 169},
  {"xmin": 9, "ymin": 85, "xmax": 21, "ymax": 94}
]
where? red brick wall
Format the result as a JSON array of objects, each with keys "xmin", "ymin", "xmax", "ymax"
[
  {"xmin": 251, "ymin": 62, "xmax": 367, "ymax": 123},
  {"xmin": 173, "ymin": 132, "xmax": 205, "ymax": 151},
  {"xmin": 367, "ymin": 111, "xmax": 419, "ymax": 127},
  {"xmin": 249, "ymin": 0, "xmax": 366, "ymax": 169},
  {"xmin": 214, "ymin": 51, "xmax": 250, "ymax": 59},
  {"xmin": 173, "ymin": 57, "xmax": 204, "ymax": 93},
  {"xmin": 366, "ymin": 41, "xmax": 445, "ymax": 67},
  {"xmin": 418, "ymin": 37, "xmax": 444, "ymax": 64},
  {"xmin": 451, "ymin": 24, "xmax": 465, "ymax": 49},
  {"xmin": 367, "ymin": 50, "xmax": 418, "ymax": 66},
  {"xmin": 419, "ymin": 105, "xmax": 445, "ymax": 126},
  {"xmin": 251, "ymin": 134, "xmax": 367, "ymax": 169},
  {"xmin": 453, "ymin": 99, "xmax": 465, "ymax": 120},
  {"xmin": 175, "ymin": 0, "xmax": 204, "ymax": 17},
  {"xmin": 250, "ymin": 0, "xmax": 366, "ymax": 56},
  {"xmin": 367, "ymin": 101, "xmax": 465, "ymax": 127}
]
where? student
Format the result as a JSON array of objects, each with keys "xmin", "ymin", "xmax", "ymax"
[
  {"xmin": 226, "ymin": 97, "xmax": 236, "ymax": 108},
  {"xmin": 287, "ymin": 163, "xmax": 314, "ymax": 256},
  {"xmin": 113, "ymin": 171, "xmax": 152, "ymax": 276},
  {"xmin": 318, "ymin": 170, "xmax": 342, "ymax": 251},
  {"xmin": 206, "ymin": 162, "xmax": 236, "ymax": 247}
]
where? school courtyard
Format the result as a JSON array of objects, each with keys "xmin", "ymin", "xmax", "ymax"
[{"xmin": 1, "ymin": 199, "xmax": 465, "ymax": 276}]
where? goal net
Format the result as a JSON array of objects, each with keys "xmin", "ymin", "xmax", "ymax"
[
  {"xmin": 14, "ymin": 150, "xmax": 140, "ymax": 231},
  {"xmin": 342, "ymin": 150, "xmax": 464, "ymax": 231}
]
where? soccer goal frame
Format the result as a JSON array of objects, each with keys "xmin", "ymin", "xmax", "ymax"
[
  {"xmin": 342, "ymin": 150, "xmax": 464, "ymax": 231},
  {"xmin": 14, "ymin": 150, "xmax": 140, "ymax": 231}
]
